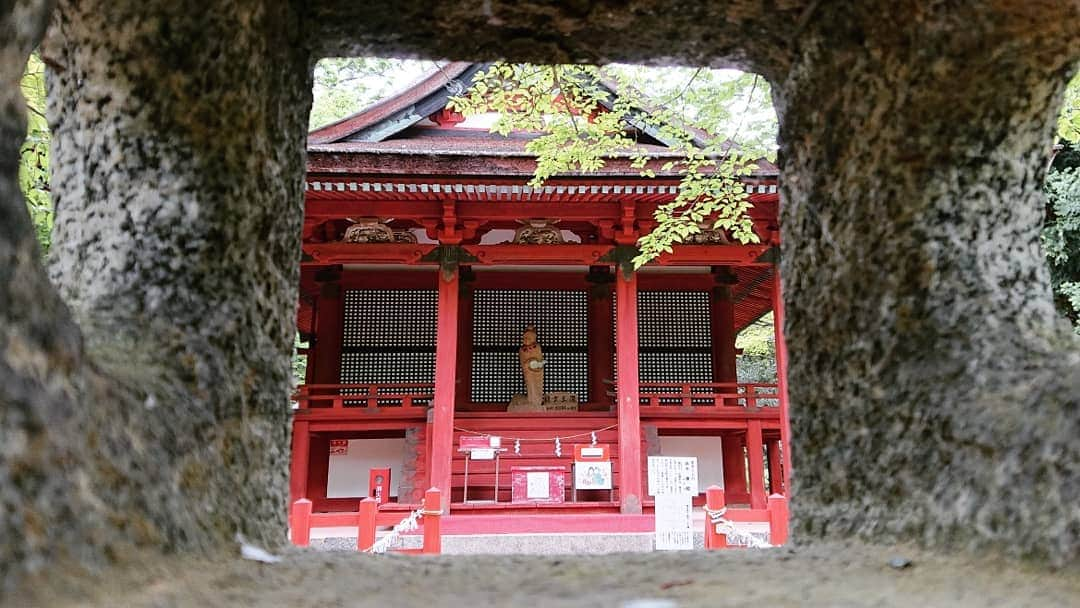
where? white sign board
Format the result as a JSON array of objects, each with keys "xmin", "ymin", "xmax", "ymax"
[
  {"xmin": 526, "ymin": 472, "xmax": 550, "ymax": 499},
  {"xmin": 648, "ymin": 456, "xmax": 699, "ymax": 496},
  {"xmin": 470, "ymin": 448, "xmax": 496, "ymax": 461},
  {"xmin": 574, "ymin": 461, "xmax": 613, "ymax": 490},
  {"xmin": 654, "ymin": 494, "xmax": 694, "ymax": 550},
  {"xmin": 648, "ymin": 456, "xmax": 698, "ymax": 551}
]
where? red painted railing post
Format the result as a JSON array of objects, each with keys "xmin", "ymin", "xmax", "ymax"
[
  {"xmin": 358, "ymin": 497, "xmax": 377, "ymax": 551},
  {"xmin": 291, "ymin": 498, "xmax": 312, "ymax": 547},
  {"xmin": 423, "ymin": 487, "xmax": 442, "ymax": 555},
  {"xmin": 768, "ymin": 493, "xmax": 789, "ymax": 546},
  {"xmin": 704, "ymin": 485, "xmax": 727, "ymax": 550}
]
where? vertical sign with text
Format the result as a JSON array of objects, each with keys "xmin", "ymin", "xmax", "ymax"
[{"xmin": 648, "ymin": 456, "xmax": 698, "ymax": 551}]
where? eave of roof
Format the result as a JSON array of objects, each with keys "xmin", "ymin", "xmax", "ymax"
[{"xmin": 308, "ymin": 62, "xmax": 480, "ymax": 145}]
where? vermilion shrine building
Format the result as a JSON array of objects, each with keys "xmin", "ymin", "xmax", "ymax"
[{"xmin": 291, "ymin": 63, "xmax": 790, "ymax": 533}]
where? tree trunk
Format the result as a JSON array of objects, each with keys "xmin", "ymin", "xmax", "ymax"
[{"xmin": 775, "ymin": 4, "xmax": 1080, "ymax": 564}]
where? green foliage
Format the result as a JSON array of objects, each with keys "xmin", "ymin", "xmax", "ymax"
[
  {"xmin": 736, "ymin": 314, "xmax": 777, "ymax": 383},
  {"xmin": 310, "ymin": 57, "xmax": 428, "ymax": 129},
  {"xmin": 607, "ymin": 65, "xmax": 776, "ymax": 159},
  {"xmin": 1043, "ymin": 151, "xmax": 1080, "ymax": 331},
  {"xmin": 449, "ymin": 63, "xmax": 763, "ymax": 267},
  {"xmin": 18, "ymin": 52, "xmax": 52, "ymax": 255},
  {"xmin": 293, "ymin": 334, "xmax": 309, "ymax": 386},
  {"xmin": 1059, "ymin": 72, "xmax": 1080, "ymax": 144}
]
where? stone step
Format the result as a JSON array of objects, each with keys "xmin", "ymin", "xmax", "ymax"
[{"xmin": 310, "ymin": 523, "xmax": 770, "ymax": 555}]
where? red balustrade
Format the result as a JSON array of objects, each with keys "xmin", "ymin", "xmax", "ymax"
[
  {"xmin": 638, "ymin": 382, "xmax": 779, "ymax": 409},
  {"xmin": 294, "ymin": 488, "xmax": 443, "ymax": 555},
  {"xmin": 704, "ymin": 484, "xmax": 789, "ymax": 549},
  {"xmin": 293, "ymin": 383, "xmax": 434, "ymax": 411}
]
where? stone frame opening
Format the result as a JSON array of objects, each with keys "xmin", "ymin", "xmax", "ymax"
[{"xmin": 2, "ymin": 1, "xmax": 1079, "ymax": 588}]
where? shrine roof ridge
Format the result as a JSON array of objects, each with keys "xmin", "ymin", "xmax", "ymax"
[{"xmin": 306, "ymin": 62, "xmax": 778, "ymax": 175}]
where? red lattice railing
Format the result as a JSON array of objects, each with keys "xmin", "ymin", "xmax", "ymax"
[
  {"xmin": 638, "ymin": 382, "xmax": 779, "ymax": 409},
  {"xmin": 293, "ymin": 383, "xmax": 434, "ymax": 410}
]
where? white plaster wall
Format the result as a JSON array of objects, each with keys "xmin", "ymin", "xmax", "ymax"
[
  {"xmin": 326, "ymin": 438, "xmax": 406, "ymax": 498},
  {"xmin": 657, "ymin": 436, "xmax": 726, "ymax": 493}
]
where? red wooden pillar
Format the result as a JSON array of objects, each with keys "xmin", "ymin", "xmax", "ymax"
[
  {"xmin": 430, "ymin": 266, "xmax": 460, "ymax": 512},
  {"xmin": 615, "ymin": 267, "xmax": 643, "ymax": 513},
  {"xmin": 311, "ymin": 268, "xmax": 344, "ymax": 385},
  {"xmin": 768, "ymin": 493, "xmax": 789, "ymax": 545},
  {"xmin": 772, "ymin": 267, "xmax": 792, "ymax": 494},
  {"xmin": 721, "ymin": 432, "xmax": 748, "ymax": 502},
  {"xmin": 422, "ymin": 487, "xmax": 442, "ymax": 554},
  {"xmin": 704, "ymin": 485, "xmax": 727, "ymax": 549},
  {"xmin": 767, "ymin": 438, "xmax": 784, "ymax": 495},
  {"xmin": 586, "ymin": 267, "xmax": 614, "ymax": 406},
  {"xmin": 290, "ymin": 498, "xmax": 312, "ymax": 547},
  {"xmin": 746, "ymin": 420, "xmax": 767, "ymax": 510},
  {"xmin": 455, "ymin": 268, "xmax": 475, "ymax": 406},
  {"xmin": 709, "ymin": 267, "xmax": 739, "ymax": 385},
  {"xmin": 357, "ymin": 497, "xmax": 377, "ymax": 551},
  {"xmin": 289, "ymin": 420, "xmax": 311, "ymax": 506},
  {"xmin": 308, "ymin": 435, "xmax": 330, "ymax": 507}
]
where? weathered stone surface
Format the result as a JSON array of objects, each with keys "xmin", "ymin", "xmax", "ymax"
[
  {"xmin": 46, "ymin": 0, "xmax": 313, "ymax": 562},
  {"xmin": 2, "ymin": 0, "xmax": 313, "ymax": 588},
  {"xmin": 305, "ymin": 1, "xmax": 800, "ymax": 78},
  {"xmin": 3, "ymin": 0, "xmax": 1080, "ymax": 592},
  {"xmin": 774, "ymin": 4, "xmax": 1080, "ymax": 564},
  {"xmin": 0, "ymin": 0, "xmax": 88, "ymax": 588}
]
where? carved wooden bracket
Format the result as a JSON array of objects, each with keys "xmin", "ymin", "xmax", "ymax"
[
  {"xmin": 513, "ymin": 219, "xmax": 564, "ymax": 244},
  {"xmin": 599, "ymin": 244, "xmax": 640, "ymax": 280},
  {"xmin": 421, "ymin": 245, "xmax": 480, "ymax": 282},
  {"xmin": 341, "ymin": 218, "xmax": 417, "ymax": 243}
]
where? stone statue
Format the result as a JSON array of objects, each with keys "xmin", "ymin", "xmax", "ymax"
[{"xmin": 518, "ymin": 325, "xmax": 546, "ymax": 407}]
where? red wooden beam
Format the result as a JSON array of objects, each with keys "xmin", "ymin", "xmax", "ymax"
[
  {"xmin": 653, "ymin": 244, "xmax": 770, "ymax": 266},
  {"xmin": 303, "ymin": 243, "xmax": 774, "ymax": 267},
  {"xmin": 303, "ymin": 242, "xmax": 436, "ymax": 265},
  {"xmin": 339, "ymin": 270, "xmax": 438, "ymax": 290},
  {"xmin": 465, "ymin": 244, "xmax": 612, "ymax": 266}
]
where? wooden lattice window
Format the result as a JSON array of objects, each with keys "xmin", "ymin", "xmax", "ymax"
[
  {"xmin": 471, "ymin": 289, "xmax": 589, "ymax": 403},
  {"xmin": 615, "ymin": 290, "xmax": 713, "ymax": 386},
  {"xmin": 339, "ymin": 290, "xmax": 437, "ymax": 396}
]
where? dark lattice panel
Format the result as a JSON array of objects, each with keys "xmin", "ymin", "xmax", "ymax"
[
  {"xmin": 342, "ymin": 289, "xmax": 437, "ymax": 347},
  {"xmin": 339, "ymin": 290, "xmax": 437, "ymax": 390},
  {"xmin": 613, "ymin": 290, "xmax": 714, "ymax": 385},
  {"xmin": 339, "ymin": 352, "xmax": 436, "ymax": 384},
  {"xmin": 637, "ymin": 291, "xmax": 712, "ymax": 349},
  {"xmin": 471, "ymin": 290, "xmax": 589, "ymax": 403}
]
